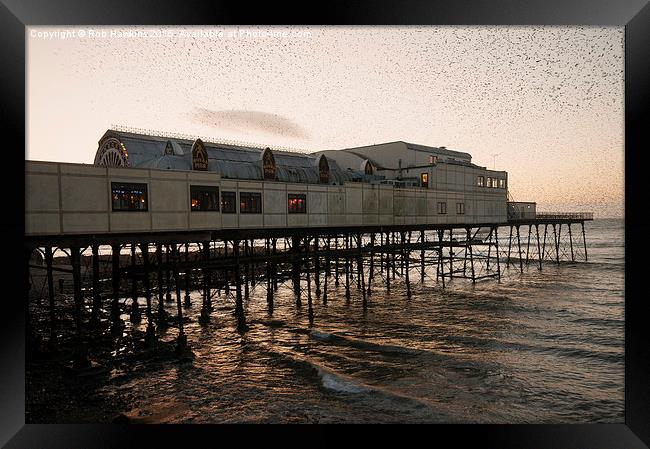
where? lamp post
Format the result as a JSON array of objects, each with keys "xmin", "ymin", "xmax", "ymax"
[{"xmin": 491, "ymin": 152, "xmax": 502, "ymax": 169}]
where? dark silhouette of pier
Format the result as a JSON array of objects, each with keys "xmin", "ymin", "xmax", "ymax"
[{"xmin": 26, "ymin": 216, "xmax": 592, "ymax": 370}]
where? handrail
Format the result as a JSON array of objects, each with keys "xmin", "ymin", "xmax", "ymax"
[{"xmin": 535, "ymin": 212, "xmax": 594, "ymax": 220}]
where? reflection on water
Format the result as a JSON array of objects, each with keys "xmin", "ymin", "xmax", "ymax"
[{"xmin": 101, "ymin": 219, "xmax": 624, "ymax": 423}]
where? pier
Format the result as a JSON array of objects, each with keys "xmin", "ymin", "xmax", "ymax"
[
  {"xmin": 26, "ymin": 214, "xmax": 593, "ymax": 368},
  {"xmin": 24, "ymin": 130, "xmax": 594, "ymax": 369}
]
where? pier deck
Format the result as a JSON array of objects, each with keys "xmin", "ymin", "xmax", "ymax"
[{"xmin": 25, "ymin": 216, "xmax": 593, "ymax": 367}]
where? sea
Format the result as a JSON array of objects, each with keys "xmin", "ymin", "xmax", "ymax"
[{"xmin": 101, "ymin": 218, "xmax": 624, "ymax": 423}]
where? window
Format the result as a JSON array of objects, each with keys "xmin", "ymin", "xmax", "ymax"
[
  {"xmin": 477, "ymin": 176, "xmax": 484, "ymax": 187},
  {"xmin": 437, "ymin": 202, "xmax": 447, "ymax": 215},
  {"xmin": 486, "ymin": 177, "xmax": 492, "ymax": 188},
  {"xmin": 498, "ymin": 179, "xmax": 506, "ymax": 189},
  {"xmin": 420, "ymin": 172, "xmax": 429, "ymax": 188},
  {"xmin": 111, "ymin": 182, "xmax": 148, "ymax": 211},
  {"xmin": 221, "ymin": 191, "xmax": 236, "ymax": 213},
  {"xmin": 456, "ymin": 202, "xmax": 465, "ymax": 215},
  {"xmin": 428, "ymin": 155, "xmax": 438, "ymax": 165},
  {"xmin": 190, "ymin": 185, "xmax": 219, "ymax": 211},
  {"xmin": 493, "ymin": 178, "xmax": 499, "ymax": 188},
  {"xmin": 240, "ymin": 192, "xmax": 262, "ymax": 214},
  {"xmin": 318, "ymin": 155, "xmax": 330, "ymax": 184},
  {"xmin": 288, "ymin": 193, "xmax": 307, "ymax": 213}
]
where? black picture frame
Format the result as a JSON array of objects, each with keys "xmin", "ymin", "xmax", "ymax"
[{"xmin": 3, "ymin": 0, "xmax": 649, "ymax": 447}]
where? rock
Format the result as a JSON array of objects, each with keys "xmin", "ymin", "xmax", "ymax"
[{"xmin": 113, "ymin": 413, "xmax": 130, "ymax": 424}]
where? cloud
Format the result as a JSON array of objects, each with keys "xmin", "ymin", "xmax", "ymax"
[{"xmin": 190, "ymin": 108, "xmax": 309, "ymax": 140}]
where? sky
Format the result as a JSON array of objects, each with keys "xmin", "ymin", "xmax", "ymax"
[{"xmin": 27, "ymin": 26, "xmax": 624, "ymax": 218}]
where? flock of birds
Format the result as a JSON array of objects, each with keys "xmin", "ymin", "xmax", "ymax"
[{"xmin": 33, "ymin": 26, "xmax": 624, "ymax": 214}]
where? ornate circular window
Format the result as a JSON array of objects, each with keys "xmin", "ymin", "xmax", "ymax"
[{"xmin": 94, "ymin": 137, "xmax": 130, "ymax": 167}]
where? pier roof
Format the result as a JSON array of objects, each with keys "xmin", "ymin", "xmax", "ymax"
[{"xmin": 94, "ymin": 129, "xmax": 360, "ymax": 185}]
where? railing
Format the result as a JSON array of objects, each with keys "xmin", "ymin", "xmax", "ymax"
[
  {"xmin": 535, "ymin": 212, "xmax": 594, "ymax": 220},
  {"xmin": 507, "ymin": 211, "xmax": 534, "ymax": 220},
  {"xmin": 110, "ymin": 124, "xmax": 313, "ymax": 155}
]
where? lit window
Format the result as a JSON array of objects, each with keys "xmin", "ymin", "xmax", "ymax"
[
  {"xmin": 221, "ymin": 191, "xmax": 236, "ymax": 214},
  {"xmin": 420, "ymin": 172, "xmax": 429, "ymax": 188},
  {"xmin": 240, "ymin": 192, "xmax": 262, "ymax": 214},
  {"xmin": 477, "ymin": 176, "xmax": 484, "ymax": 187},
  {"xmin": 456, "ymin": 202, "xmax": 465, "ymax": 215},
  {"xmin": 190, "ymin": 185, "xmax": 219, "ymax": 211},
  {"xmin": 498, "ymin": 179, "xmax": 506, "ymax": 189},
  {"xmin": 437, "ymin": 202, "xmax": 447, "ymax": 215},
  {"xmin": 486, "ymin": 177, "xmax": 492, "ymax": 188},
  {"xmin": 111, "ymin": 182, "xmax": 148, "ymax": 211},
  {"xmin": 288, "ymin": 193, "xmax": 307, "ymax": 213}
]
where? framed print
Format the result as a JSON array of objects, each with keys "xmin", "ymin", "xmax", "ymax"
[{"xmin": 2, "ymin": 0, "xmax": 649, "ymax": 447}]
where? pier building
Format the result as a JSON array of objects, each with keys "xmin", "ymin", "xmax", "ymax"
[{"xmin": 24, "ymin": 128, "xmax": 593, "ymax": 367}]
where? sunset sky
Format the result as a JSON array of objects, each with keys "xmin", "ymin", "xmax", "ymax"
[{"xmin": 27, "ymin": 26, "xmax": 624, "ymax": 217}]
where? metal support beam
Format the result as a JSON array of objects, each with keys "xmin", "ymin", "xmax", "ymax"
[
  {"xmin": 111, "ymin": 244, "xmax": 122, "ymax": 332},
  {"xmin": 358, "ymin": 233, "xmax": 367, "ymax": 308},
  {"xmin": 420, "ymin": 229, "xmax": 425, "ymax": 283},
  {"xmin": 305, "ymin": 236, "xmax": 314, "ymax": 325},
  {"xmin": 516, "ymin": 225, "xmax": 523, "ymax": 273},
  {"xmin": 403, "ymin": 232, "xmax": 411, "ymax": 299},
  {"xmin": 568, "ymin": 223, "xmax": 575, "ymax": 262},
  {"xmin": 345, "ymin": 234, "xmax": 351, "ymax": 302},
  {"xmin": 367, "ymin": 233, "xmax": 374, "ymax": 296},
  {"xmin": 324, "ymin": 236, "xmax": 330, "ymax": 304},
  {"xmin": 71, "ymin": 245, "xmax": 90, "ymax": 370},
  {"xmin": 265, "ymin": 238, "xmax": 274, "ymax": 313},
  {"xmin": 156, "ymin": 243, "xmax": 167, "ymax": 326},
  {"xmin": 234, "ymin": 240, "xmax": 248, "ymax": 333},
  {"xmin": 141, "ymin": 243, "xmax": 157, "ymax": 348},
  {"xmin": 582, "ymin": 222, "xmax": 588, "ymax": 262},
  {"xmin": 165, "ymin": 245, "xmax": 172, "ymax": 302},
  {"xmin": 45, "ymin": 246, "xmax": 56, "ymax": 349},
  {"xmin": 184, "ymin": 243, "xmax": 191, "ymax": 307},
  {"xmin": 130, "ymin": 244, "xmax": 141, "ymax": 324},
  {"xmin": 90, "ymin": 244, "xmax": 101, "ymax": 327},
  {"xmin": 536, "ymin": 225, "xmax": 542, "ymax": 271}
]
